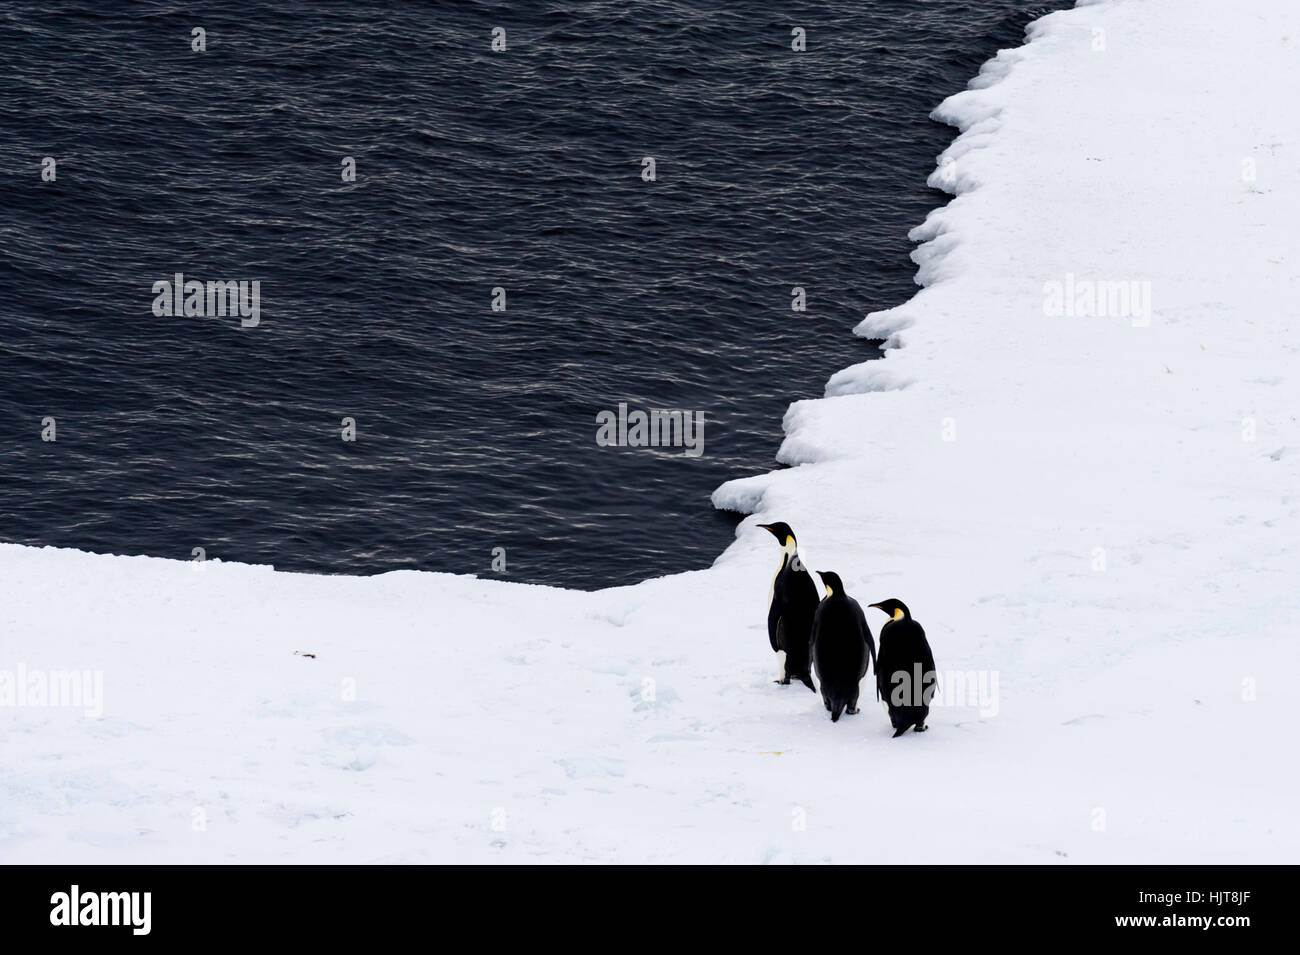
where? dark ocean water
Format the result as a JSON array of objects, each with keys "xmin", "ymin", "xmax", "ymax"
[{"xmin": 0, "ymin": 1, "xmax": 1067, "ymax": 589}]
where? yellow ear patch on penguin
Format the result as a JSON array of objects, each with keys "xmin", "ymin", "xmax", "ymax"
[
  {"xmin": 785, "ymin": 535, "xmax": 794, "ymax": 547},
  {"xmin": 893, "ymin": 608, "xmax": 905, "ymax": 621},
  {"xmin": 824, "ymin": 585, "xmax": 832, "ymax": 597}
]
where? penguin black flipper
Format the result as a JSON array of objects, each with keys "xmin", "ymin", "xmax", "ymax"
[
  {"xmin": 875, "ymin": 637, "xmax": 892, "ymax": 706},
  {"xmin": 851, "ymin": 600, "xmax": 876, "ymax": 682},
  {"xmin": 877, "ymin": 632, "xmax": 903, "ymax": 726},
  {"xmin": 766, "ymin": 593, "xmax": 785, "ymax": 654},
  {"xmin": 918, "ymin": 623, "xmax": 937, "ymax": 711},
  {"xmin": 851, "ymin": 598, "xmax": 873, "ymax": 713},
  {"xmin": 871, "ymin": 631, "xmax": 881, "ymax": 703},
  {"xmin": 770, "ymin": 611, "xmax": 785, "ymax": 656},
  {"xmin": 796, "ymin": 593, "xmax": 817, "ymax": 692},
  {"xmin": 772, "ymin": 617, "xmax": 791, "ymax": 684}
]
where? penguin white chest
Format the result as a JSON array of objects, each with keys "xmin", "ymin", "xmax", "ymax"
[{"xmin": 767, "ymin": 539, "xmax": 799, "ymax": 612}]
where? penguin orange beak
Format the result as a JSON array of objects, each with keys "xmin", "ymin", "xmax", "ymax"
[{"xmin": 867, "ymin": 602, "xmax": 884, "ymax": 610}]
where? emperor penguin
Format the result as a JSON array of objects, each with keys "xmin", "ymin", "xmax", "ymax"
[
  {"xmin": 869, "ymin": 598, "xmax": 936, "ymax": 737},
  {"xmin": 810, "ymin": 572, "xmax": 876, "ymax": 721},
  {"xmin": 757, "ymin": 522, "xmax": 818, "ymax": 690}
]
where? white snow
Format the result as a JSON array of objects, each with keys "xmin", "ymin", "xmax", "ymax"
[{"xmin": 4, "ymin": 0, "xmax": 1299, "ymax": 862}]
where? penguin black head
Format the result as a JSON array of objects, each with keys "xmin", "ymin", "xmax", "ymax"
[
  {"xmin": 868, "ymin": 598, "xmax": 911, "ymax": 622},
  {"xmin": 819, "ymin": 571, "xmax": 844, "ymax": 597},
  {"xmin": 757, "ymin": 521, "xmax": 797, "ymax": 548}
]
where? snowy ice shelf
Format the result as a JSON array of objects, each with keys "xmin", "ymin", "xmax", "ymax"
[{"xmin": 3, "ymin": 0, "xmax": 1298, "ymax": 862}]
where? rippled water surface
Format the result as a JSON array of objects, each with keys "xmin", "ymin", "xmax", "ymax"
[{"xmin": 0, "ymin": 1, "xmax": 1068, "ymax": 588}]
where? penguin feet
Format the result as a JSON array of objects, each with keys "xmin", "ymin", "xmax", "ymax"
[
  {"xmin": 774, "ymin": 677, "xmax": 791, "ymax": 685},
  {"xmin": 846, "ymin": 706, "xmax": 860, "ymax": 715},
  {"xmin": 914, "ymin": 723, "xmax": 928, "ymax": 733}
]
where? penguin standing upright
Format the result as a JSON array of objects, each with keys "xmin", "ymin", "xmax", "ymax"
[
  {"xmin": 757, "ymin": 522, "xmax": 818, "ymax": 690},
  {"xmin": 809, "ymin": 572, "xmax": 876, "ymax": 722},
  {"xmin": 870, "ymin": 599, "xmax": 936, "ymax": 737}
]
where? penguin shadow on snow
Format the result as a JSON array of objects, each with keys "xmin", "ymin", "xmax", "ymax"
[{"xmin": 757, "ymin": 522, "xmax": 937, "ymax": 738}]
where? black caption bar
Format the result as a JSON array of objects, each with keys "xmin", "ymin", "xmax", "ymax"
[{"xmin": 0, "ymin": 865, "xmax": 1278, "ymax": 943}]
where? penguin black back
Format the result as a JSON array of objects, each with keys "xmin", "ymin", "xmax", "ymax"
[
  {"xmin": 810, "ymin": 572, "xmax": 876, "ymax": 721},
  {"xmin": 758, "ymin": 522, "xmax": 818, "ymax": 691},
  {"xmin": 870, "ymin": 598, "xmax": 936, "ymax": 737}
]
